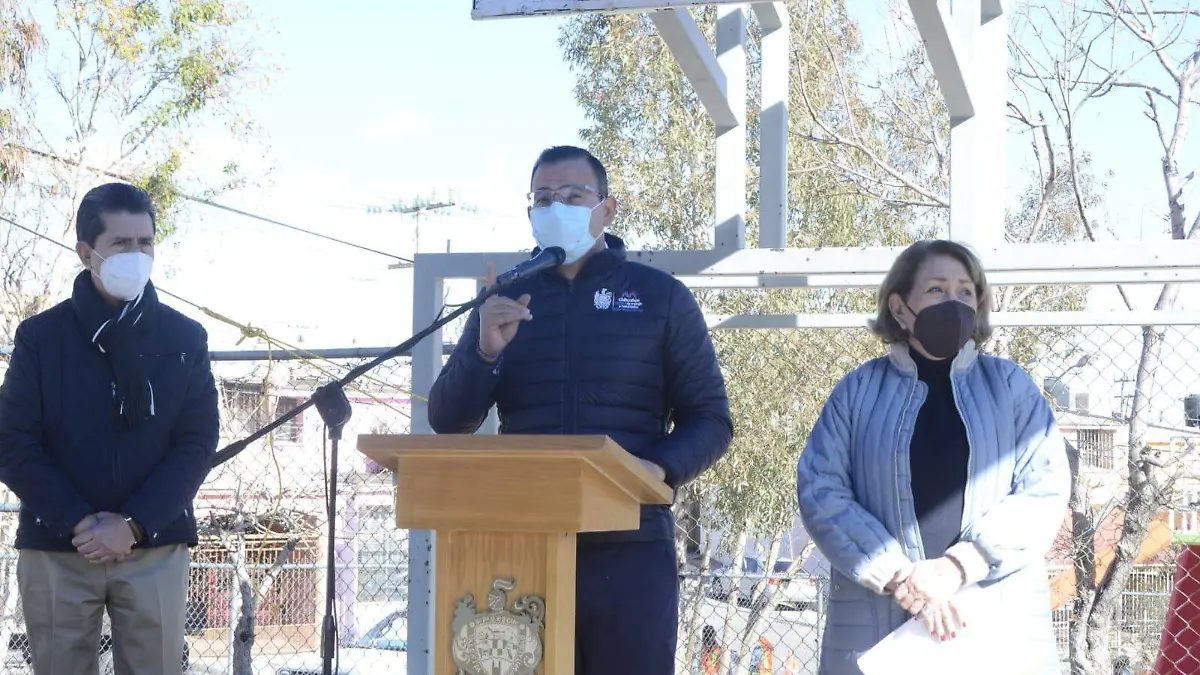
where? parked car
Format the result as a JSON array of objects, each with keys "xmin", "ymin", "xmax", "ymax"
[
  {"xmin": 275, "ymin": 610, "xmax": 407, "ymax": 675},
  {"xmin": 709, "ymin": 556, "xmax": 822, "ymax": 611}
]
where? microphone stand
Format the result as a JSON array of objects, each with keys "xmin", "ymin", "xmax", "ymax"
[{"xmin": 210, "ymin": 259, "xmax": 547, "ymax": 675}]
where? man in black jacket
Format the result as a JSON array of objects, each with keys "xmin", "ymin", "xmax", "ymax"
[
  {"xmin": 429, "ymin": 146, "xmax": 733, "ymax": 674},
  {"xmin": 0, "ymin": 183, "xmax": 218, "ymax": 675}
]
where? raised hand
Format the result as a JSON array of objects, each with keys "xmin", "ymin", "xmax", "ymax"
[{"xmin": 478, "ymin": 262, "xmax": 532, "ymax": 359}]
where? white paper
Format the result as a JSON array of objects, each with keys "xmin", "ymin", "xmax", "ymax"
[{"xmin": 856, "ymin": 584, "xmax": 1022, "ymax": 675}]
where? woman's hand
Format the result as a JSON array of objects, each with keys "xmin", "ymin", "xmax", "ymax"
[
  {"xmin": 883, "ymin": 559, "xmax": 915, "ymax": 595},
  {"xmin": 920, "ymin": 599, "xmax": 966, "ymax": 641},
  {"xmin": 891, "ymin": 557, "xmax": 967, "ymax": 638}
]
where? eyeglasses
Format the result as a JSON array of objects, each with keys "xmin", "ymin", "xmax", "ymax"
[{"xmin": 526, "ymin": 185, "xmax": 606, "ymax": 208}]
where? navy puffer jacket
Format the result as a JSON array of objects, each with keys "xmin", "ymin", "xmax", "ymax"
[
  {"xmin": 428, "ymin": 234, "xmax": 733, "ymax": 543},
  {"xmin": 0, "ymin": 280, "xmax": 218, "ymax": 551}
]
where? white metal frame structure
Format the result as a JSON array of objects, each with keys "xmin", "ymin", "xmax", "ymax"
[{"xmin": 399, "ymin": 3, "xmax": 1200, "ymax": 673}]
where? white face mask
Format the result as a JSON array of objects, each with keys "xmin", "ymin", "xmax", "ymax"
[
  {"xmin": 93, "ymin": 250, "xmax": 154, "ymax": 301},
  {"xmin": 529, "ymin": 201, "xmax": 602, "ymax": 265}
]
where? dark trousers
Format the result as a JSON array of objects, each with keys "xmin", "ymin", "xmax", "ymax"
[{"xmin": 575, "ymin": 539, "xmax": 679, "ymax": 675}]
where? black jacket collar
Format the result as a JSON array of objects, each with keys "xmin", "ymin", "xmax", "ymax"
[{"xmin": 531, "ymin": 233, "xmax": 626, "ymax": 283}]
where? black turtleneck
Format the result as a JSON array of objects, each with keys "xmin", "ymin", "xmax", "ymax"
[{"xmin": 909, "ymin": 349, "xmax": 970, "ymax": 559}]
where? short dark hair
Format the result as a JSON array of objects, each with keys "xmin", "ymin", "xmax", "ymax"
[
  {"xmin": 869, "ymin": 239, "xmax": 993, "ymax": 344},
  {"xmin": 530, "ymin": 145, "xmax": 609, "ymax": 197},
  {"xmin": 76, "ymin": 182, "xmax": 157, "ymax": 247}
]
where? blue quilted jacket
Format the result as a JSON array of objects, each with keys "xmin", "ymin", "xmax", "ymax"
[
  {"xmin": 428, "ymin": 234, "xmax": 734, "ymax": 543},
  {"xmin": 797, "ymin": 342, "xmax": 1069, "ymax": 675}
]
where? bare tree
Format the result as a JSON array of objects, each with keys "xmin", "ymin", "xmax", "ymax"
[
  {"xmin": 199, "ymin": 358, "xmax": 330, "ymax": 675},
  {"xmin": 0, "ymin": 2, "xmax": 42, "ymax": 654},
  {"xmin": 0, "ymin": 0, "xmax": 263, "ymax": 342},
  {"xmin": 1009, "ymin": 1, "xmax": 1200, "ymax": 672},
  {"xmin": 204, "ymin": 510, "xmax": 302, "ymax": 675}
]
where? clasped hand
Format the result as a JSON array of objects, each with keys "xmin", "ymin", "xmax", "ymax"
[
  {"xmin": 887, "ymin": 557, "xmax": 967, "ymax": 641},
  {"xmin": 71, "ymin": 512, "xmax": 135, "ymax": 565}
]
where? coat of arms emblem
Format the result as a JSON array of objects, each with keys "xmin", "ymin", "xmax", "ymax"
[
  {"xmin": 594, "ymin": 287, "xmax": 613, "ymax": 310},
  {"xmin": 451, "ymin": 578, "xmax": 546, "ymax": 675}
]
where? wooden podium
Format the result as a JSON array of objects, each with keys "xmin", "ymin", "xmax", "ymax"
[{"xmin": 357, "ymin": 434, "xmax": 673, "ymax": 675}]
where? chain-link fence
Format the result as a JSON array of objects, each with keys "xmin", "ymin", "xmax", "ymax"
[
  {"xmin": 0, "ymin": 321, "xmax": 1196, "ymax": 674},
  {"xmin": 0, "ymin": 348, "xmax": 415, "ymax": 674},
  {"xmin": 672, "ymin": 322, "xmax": 1200, "ymax": 675}
]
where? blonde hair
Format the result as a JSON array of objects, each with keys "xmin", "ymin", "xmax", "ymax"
[{"xmin": 868, "ymin": 239, "xmax": 993, "ymax": 344}]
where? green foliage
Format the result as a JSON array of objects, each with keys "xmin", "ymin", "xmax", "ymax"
[
  {"xmin": 0, "ymin": 1, "xmax": 39, "ymax": 89},
  {"xmin": 54, "ymin": 0, "xmax": 256, "ymax": 162},
  {"xmin": 559, "ymin": 4, "xmax": 1102, "ymax": 547},
  {"xmin": 0, "ymin": 0, "xmax": 260, "ymax": 339},
  {"xmin": 0, "ymin": 0, "xmax": 40, "ymax": 187},
  {"xmin": 127, "ymin": 146, "xmax": 182, "ymax": 241},
  {"xmin": 560, "ymin": 5, "xmax": 913, "ymax": 543},
  {"xmin": 561, "ymin": 11, "xmax": 716, "ymax": 249}
]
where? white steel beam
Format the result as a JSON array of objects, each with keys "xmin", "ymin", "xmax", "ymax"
[
  {"xmin": 981, "ymin": 0, "xmax": 1007, "ymax": 21},
  {"xmin": 473, "ymin": 0, "xmax": 763, "ymax": 20},
  {"xmin": 755, "ymin": 2, "xmax": 789, "ymax": 249},
  {"xmin": 680, "ymin": 267, "xmax": 1200, "ymax": 288},
  {"xmin": 907, "ymin": 0, "xmax": 976, "ymax": 123},
  {"xmin": 714, "ymin": 4, "xmax": 748, "ymax": 250},
  {"xmin": 948, "ymin": 0, "xmax": 1007, "ymax": 247},
  {"xmin": 705, "ymin": 311, "xmax": 1200, "ymax": 331},
  {"xmin": 406, "ymin": 264, "xmax": 443, "ymax": 675},
  {"xmin": 648, "ymin": 9, "xmax": 738, "ymax": 129},
  {"xmin": 750, "ymin": 2, "xmax": 784, "ymax": 31},
  {"xmin": 408, "ymin": 267, "xmax": 1200, "ymax": 290},
  {"xmin": 413, "ymin": 240, "xmax": 1200, "ymax": 281}
]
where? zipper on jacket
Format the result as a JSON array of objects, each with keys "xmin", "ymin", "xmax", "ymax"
[
  {"xmin": 949, "ymin": 369, "xmax": 975, "ymax": 541},
  {"xmin": 111, "ymin": 381, "xmax": 122, "ymax": 492},
  {"xmin": 893, "ymin": 376, "xmax": 918, "ymax": 560},
  {"xmin": 562, "ymin": 281, "xmax": 576, "ymax": 433}
]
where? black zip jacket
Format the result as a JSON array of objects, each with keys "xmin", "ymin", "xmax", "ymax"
[{"xmin": 428, "ymin": 234, "xmax": 734, "ymax": 543}]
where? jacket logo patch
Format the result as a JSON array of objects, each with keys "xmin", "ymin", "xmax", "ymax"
[
  {"xmin": 613, "ymin": 290, "xmax": 643, "ymax": 313},
  {"xmin": 594, "ymin": 288, "xmax": 614, "ymax": 310}
]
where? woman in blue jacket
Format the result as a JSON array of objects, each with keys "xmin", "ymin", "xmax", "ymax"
[{"xmin": 797, "ymin": 239, "xmax": 1069, "ymax": 675}]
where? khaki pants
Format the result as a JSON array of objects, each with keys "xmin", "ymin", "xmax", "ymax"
[{"xmin": 17, "ymin": 545, "xmax": 189, "ymax": 675}]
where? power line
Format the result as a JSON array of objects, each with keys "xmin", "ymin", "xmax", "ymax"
[
  {"xmin": 12, "ymin": 145, "xmax": 413, "ymax": 264},
  {"xmin": 367, "ymin": 200, "xmax": 456, "ymax": 216},
  {"xmin": 174, "ymin": 195, "xmax": 413, "ymax": 263},
  {"xmin": 0, "ymin": 215, "xmax": 214, "ymax": 311},
  {"xmin": 0, "ymin": 214, "xmax": 424, "ymax": 404},
  {"xmin": 368, "ymin": 196, "xmax": 458, "ymax": 270}
]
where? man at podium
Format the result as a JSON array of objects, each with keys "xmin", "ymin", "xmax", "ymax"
[{"xmin": 429, "ymin": 145, "xmax": 734, "ymax": 675}]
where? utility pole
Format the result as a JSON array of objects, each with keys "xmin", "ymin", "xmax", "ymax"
[
  {"xmin": 367, "ymin": 192, "xmax": 457, "ymax": 269},
  {"xmin": 1115, "ymin": 374, "xmax": 1135, "ymax": 422}
]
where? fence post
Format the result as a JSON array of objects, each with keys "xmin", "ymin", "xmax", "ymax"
[{"xmin": 408, "ymin": 259, "xmax": 443, "ymax": 675}]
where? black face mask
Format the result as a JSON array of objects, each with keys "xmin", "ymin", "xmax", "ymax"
[{"xmin": 904, "ymin": 300, "xmax": 976, "ymax": 359}]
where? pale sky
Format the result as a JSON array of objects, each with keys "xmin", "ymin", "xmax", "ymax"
[
  {"xmin": 19, "ymin": 1, "xmax": 1198, "ymax": 425},
  {"xmin": 155, "ymin": 2, "xmax": 587, "ymax": 350},
  {"xmin": 149, "ymin": 2, "xmax": 1191, "ymax": 346},
  {"xmin": 828, "ymin": 2, "xmax": 1200, "ymax": 429}
]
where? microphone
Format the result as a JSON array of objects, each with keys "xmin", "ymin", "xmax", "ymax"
[{"xmin": 494, "ymin": 246, "xmax": 565, "ymax": 287}]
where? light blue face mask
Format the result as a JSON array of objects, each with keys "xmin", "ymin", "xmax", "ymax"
[{"xmin": 529, "ymin": 201, "xmax": 602, "ymax": 264}]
